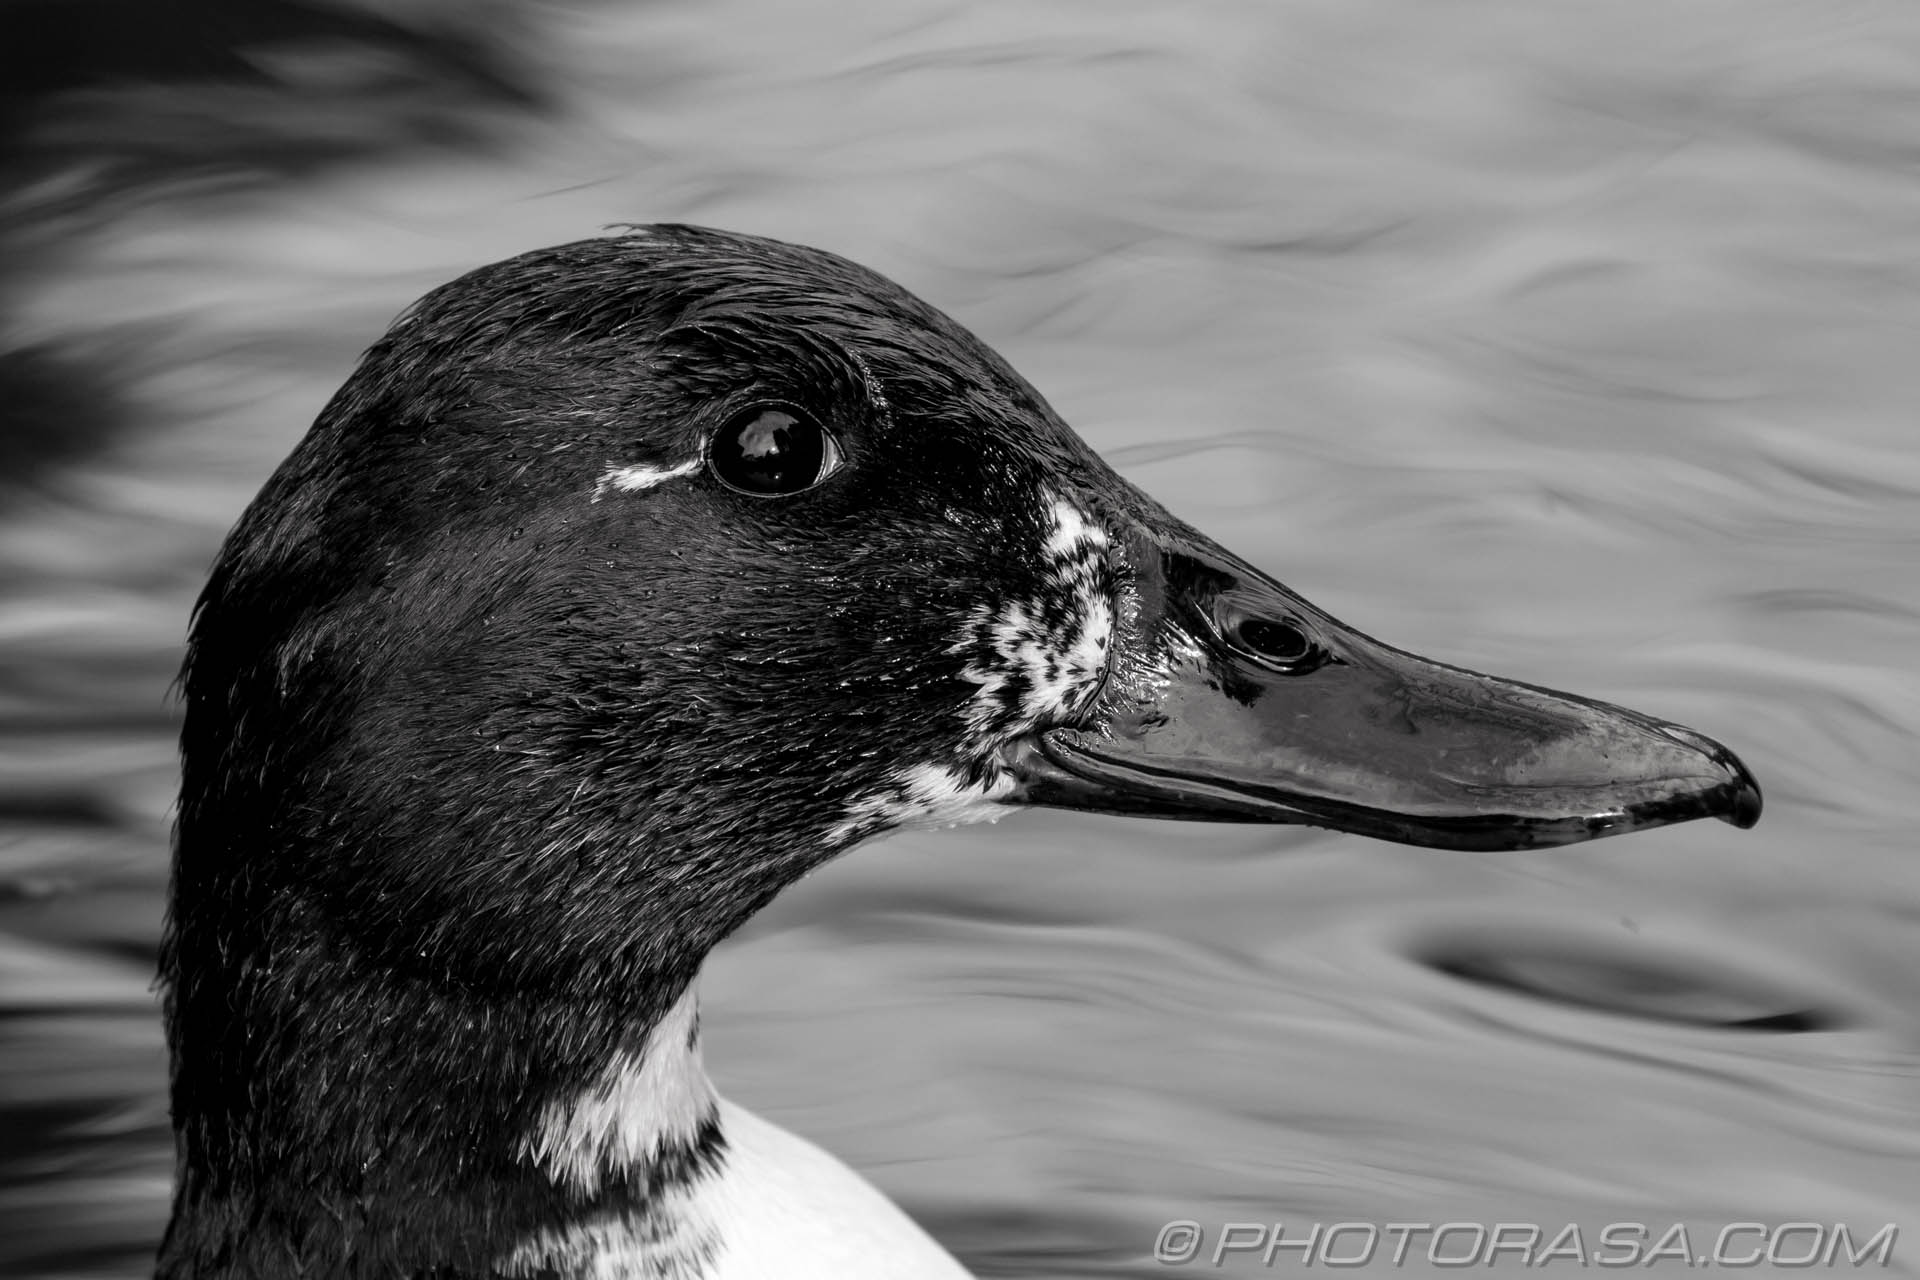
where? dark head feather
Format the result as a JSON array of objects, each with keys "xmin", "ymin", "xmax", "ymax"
[{"xmin": 162, "ymin": 225, "xmax": 1125, "ymax": 1275}]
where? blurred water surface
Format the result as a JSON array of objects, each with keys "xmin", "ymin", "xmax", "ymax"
[{"xmin": 2, "ymin": 1, "xmax": 1917, "ymax": 1276}]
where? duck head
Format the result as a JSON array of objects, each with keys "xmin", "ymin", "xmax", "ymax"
[{"xmin": 164, "ymin": 224, "xmax": 1758, "ymax": 1274}]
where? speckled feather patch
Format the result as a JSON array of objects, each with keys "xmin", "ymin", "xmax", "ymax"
[
  {"xmin": 950, "ymin": 493, "xmax": 1115, "ymax": 750},
  {"xmin": 826, "ymin": 492, "xmax": 1115, "ymax": 845}
]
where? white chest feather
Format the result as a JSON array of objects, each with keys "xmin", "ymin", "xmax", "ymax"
[
  {"xmin": 512, "ymin": 1100, "xmax": 971, "ymax": 1280},
  {"xmin": 696, "ymin": 1100, "xmax": 972, "ymax": 1280},
  {"xmin": 504, "ymin": 988, "xmax": 971, "ymax": 1279}
]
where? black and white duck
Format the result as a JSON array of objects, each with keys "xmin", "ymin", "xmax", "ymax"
[{"xmin": 160, "ymin": 224, "xmax": 1761, "ymax": 1279}]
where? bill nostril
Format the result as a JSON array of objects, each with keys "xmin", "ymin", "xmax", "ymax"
[{"xmin": 1234, "ymin": 617, "xmax": 1312, "ymax": 664}]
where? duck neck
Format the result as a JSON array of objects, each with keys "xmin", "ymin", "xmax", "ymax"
[{"xmin": 157, "ymin": 917, "xmax": 725, "ymax": 1279}]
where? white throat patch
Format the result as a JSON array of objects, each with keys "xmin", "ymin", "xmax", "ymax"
[
  {"xmin": 825, "ymin": 761, "xmax": 1017, "ymax": 846},
  {"xmin": 519, "ymin": 985, "xmax": 718, "ymax": 1196}
]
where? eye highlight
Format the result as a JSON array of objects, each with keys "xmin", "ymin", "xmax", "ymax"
[{"xmin": 708, "ymin": 406, "xmax": 844, "ymax": 497}]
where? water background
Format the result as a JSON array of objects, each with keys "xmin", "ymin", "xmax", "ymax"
[{"xmin": 3, "ymin": 2, "xmax": 1917, "ymax": 1275}]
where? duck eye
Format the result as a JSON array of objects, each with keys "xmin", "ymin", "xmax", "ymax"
[
  {"xmin": 709, "ymin": 407, "xmax": 843, "ymax": 497},
  {"xmin": 1228, "ymin": 615, "xmax": 1320, "ymax": 670}
]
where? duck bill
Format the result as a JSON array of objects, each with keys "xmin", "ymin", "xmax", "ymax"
[{"xmin": 1011, "ymin": 515, "xmax": 1761, "ymax": 852}]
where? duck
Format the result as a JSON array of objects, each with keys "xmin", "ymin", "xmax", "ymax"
[{"xmin": 158, "ymin": 223, "xmax": 1762, "ymax": 1279}]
